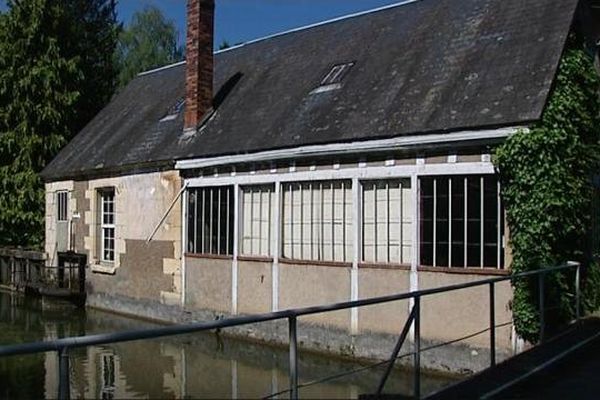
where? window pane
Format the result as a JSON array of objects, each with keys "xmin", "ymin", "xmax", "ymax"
[
  {"xmin": 282, "ymin": 180, "xmax": 352, "ymax": 262},
  {"xmin": 363, "ymin": 179, "xmax": 411, "ymax": 265},
  {"xmin": 420, "ymin": 175, "xmax": 504, "ymax": 269}
]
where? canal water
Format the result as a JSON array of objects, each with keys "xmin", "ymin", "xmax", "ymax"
[{"xmin": 0, "ymin": 290, "xmax": 459, "ymax": 399}]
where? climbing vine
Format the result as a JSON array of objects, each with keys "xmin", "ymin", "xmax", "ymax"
[{"xmin": 495, "ymin": 34, "xmax": 600, "ymax": 342}]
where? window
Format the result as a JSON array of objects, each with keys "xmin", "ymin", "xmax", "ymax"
[
  {"xmin": 362, "ymin": 179, "xmax": 412, "ymax": 264},
  {"xmin": 99, "ymin": 189, "xmax": 115, "ymax": 263},
  {"xmin": 420, "ymin": 175, "xmax": 504, "ymax": 269},
  {"xmin": 241, "ymin": 185, "xmax": 275, "ymax": 257},
  {"xmin": 282, "ymin": 181, "xmax": 352, "ymax": 263},
  {"xmin": 56, "ymin": 191, "xmax": 68, "ymax": 222},
  {"xmin": 187, "ymin": 186, "xmax": 234, "ymax": 255},
  {"xmin": 321, "ymin": 62, "xmax": 355, "ymax": 86}
]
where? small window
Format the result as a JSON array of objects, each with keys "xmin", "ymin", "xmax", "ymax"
[
  {"xmin": 321, "ymin": 62, "xmax": 355, "ymax": 86},
  {"xmin": 99, "ymin": 189, "xmax": 115, "ymax": 263},
  {"xmin": 160, "ymin": 97, "xmax": 185, "ymax": 122},
  {"xmin": 311, "ymin": 62, "xmax": 355, "ymax": 94},
  {"xmin": 57, "ymin": 191, "xmax": 68, "ymax": 222}
]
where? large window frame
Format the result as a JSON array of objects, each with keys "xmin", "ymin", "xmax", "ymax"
[
  {"xmin": 362, "ymin": 179, "xmax": 412, "ymax": 265},
  {"xmin": 241, "ymin": 184, "xmax": 275, "ymax": 258},
  {"xmin": 420, "ymin": 175, "xmax": 504, "ymax": 269},
  {"xmin": 282, "ymin": 180, "xmax": 353, "ymax": 263},
  {"xmin": 187, "ymin": 186, "xmax": 235, "ymax": 256},
  {"xmin": 99, "ymin": 189, "xmax": 115, "ymax": 263}
]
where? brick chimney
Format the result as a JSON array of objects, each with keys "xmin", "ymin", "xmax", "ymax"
[{"xmin": 184, "ymin": 0, "xmax": 214, "ymax": 132}]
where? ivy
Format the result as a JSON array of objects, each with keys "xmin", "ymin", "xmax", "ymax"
[{"xmin": 495, "ymin": 34, "xmax": 600, "ymax": 342}]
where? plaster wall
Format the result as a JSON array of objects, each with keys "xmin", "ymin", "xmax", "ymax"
[
  {"xmin": 357, "ymin": 268, "xmax": 411, "ymax": 335},
  {"xmin": 278, "ymin": 263, "xmax": 351, "ymax": 330},
  {"xmin": 237, "ymin": 260, "xmax": 272, "ymax": 314},
  {"xmin": 185, "ymin": 257, "xmax": 232, "ymax": 313},
  {"xmin": 419, "ymin": 271, "xmax": 513, "ymax": 350}
]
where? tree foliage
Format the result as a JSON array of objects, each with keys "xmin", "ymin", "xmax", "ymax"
[
  {"xmin": 115, "ymin": 6, "xmax": 183, "ymax": 88},
  {"xmin": 495, "ymin": 34, "xmax": 600, "ymax": 342},
  {"xmin": 0, "ymin": 0, "xmax": 119, "ymax": 248}
]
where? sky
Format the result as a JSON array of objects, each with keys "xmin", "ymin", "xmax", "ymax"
[{"xmin": 117, "ymin": 0, "xmax": 405, "ymax": 47}]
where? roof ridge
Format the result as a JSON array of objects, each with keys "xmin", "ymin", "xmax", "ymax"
[{"xmin": 137, "ymin": 0, "xmax": 421, "ymax": 77}]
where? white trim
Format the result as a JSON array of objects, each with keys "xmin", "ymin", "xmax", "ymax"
[
  {"xmin": 232, "ymin": 184, "xmax": 240, "ymax": 315},
  {"xmin": 185, "ymin": 162, "xmax": 496, "ymax": 188},
  {"xmin": 176, "ymin": 127, "xmax": 521, "ymax": 171},
  {"xmin": 409, "ymin": 173, "xmax": 419, "ymax": 341},
  {"xmin": 181, "ymin": 189, "xmax": 188, "ymax": 307},
  {"xmin": 272, "ymin": 183, "xmax": 281, "ymax": 312},
  {"xmin": 214, "ymin": 0, "xmax": 421, "ymax": 55},
  {"xmin": 137, "ymin": 60, "xmax": 186, "ymax": 77},
  {"xmin": 351, "ymin": 177, "xmax": 360, "ymax": 335}
]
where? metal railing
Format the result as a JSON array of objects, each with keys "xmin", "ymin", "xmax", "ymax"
[{"xmin": 0, "ymin": 262, "xmax": 581, "ymax": 400}]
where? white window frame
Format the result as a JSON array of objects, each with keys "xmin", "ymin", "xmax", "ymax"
[
  {"xmin": 282, "ymin": 180, "xmax": 352, "ymax": 263},
  {"xmin": 361, "ymin": 179, "xmax": 412, "ymax": 265},
  {"xmin": 240, "ymin": 184, "xmax": 274, "ymax": 257},
  {"xmin": 100, "ymin": 189, "xmax": 115, "ymax": 263}
]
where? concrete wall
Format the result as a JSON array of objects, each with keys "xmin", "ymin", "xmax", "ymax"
[
  {"xmin": 238, "ymin": 260, "xmax": 272, "ymax": 314},
  {"xmin": 45, "ymin": 170, "xmax": 183, "ymax": 307}
]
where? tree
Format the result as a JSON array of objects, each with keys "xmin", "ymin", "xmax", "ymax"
[
  {"xmin": 0, "ymin": 0, "xmax": 120, "ymax": 248},
  {"xmin": 115, "ymin": 6, "xmax": 184, "ymax": 88}
]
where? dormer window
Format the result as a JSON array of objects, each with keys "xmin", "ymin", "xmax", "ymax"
[
  {"xmin": 160, "ymin": 97, "xmax": 185, "ymax": 122},
  {"xmin": 311, "ymin": 62, "xmax": 355, "ymax": 94}
]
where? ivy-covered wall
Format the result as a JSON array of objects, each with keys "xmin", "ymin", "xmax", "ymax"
[{"xmin": 495, "ymin": 34, "xmax": 600, "ymax": 342}]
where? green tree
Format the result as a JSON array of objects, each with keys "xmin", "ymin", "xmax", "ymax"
[
  {"xmin": 495, "ymin": 34, "xmax": 600, "ymax": 342},
  {"xmin": 0, "ymin": 0, "xmax": 119, "ymax": 248},
  {"xmin": 115, "ymin": 6, "xmax": 184, "ymax": 88}
]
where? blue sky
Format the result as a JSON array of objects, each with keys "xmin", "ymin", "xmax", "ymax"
[{"xmin": 118, "ymin": 0, "xmax": 404, "ymax": 47}]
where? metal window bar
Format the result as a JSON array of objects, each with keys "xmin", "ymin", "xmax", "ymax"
[
  {"xmin": 464, "ymin": 177, "xmax": 468, "ymax": 268},
  {"xmin": 300, "ymin": 184, "xmax": 304, "ymax": 259},
  {"xmin": 331, "ymin": 183, "xmax": 335, "ymax": 261},
  {"xmin": 217, "ymin": 189, "xmax": 222, "ymax": 254},
  {"xmin": 194, "ymin": 190, "xmax": 198, "ymax": 253},
  {"xmin": 433, "ymin": 178, "xmax": 437, "ymax": 267},
  {"xmin": 480, "ymin": 176, "xmax": 484, "ymax": 268},
  {"xmin": 497, "ymin": 180, "xmax": 501, "ymax": 269},
  {"xmin": 201, "ymin": 189, "xmax": 206, "ymax": 253},
  {"xmin": 448, "ymin": 179, "xmax": 452, "ymax": 268}
]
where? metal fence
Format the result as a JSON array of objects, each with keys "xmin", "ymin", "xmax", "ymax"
[
  {"xmin": 0, "ymin": 248, "xmax": 45, "ymax": 288},
  {"xmin": 0, "ymin": 262, "xmax": 582, "ymax": 400}
]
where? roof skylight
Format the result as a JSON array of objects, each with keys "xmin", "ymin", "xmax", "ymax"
[
  {"xmin": 311, "ymin": 62, "xmax": 355, "ymax": 94},
  {"xmin": 160, "ymin": 97, "xmax": 185, "ymax": 122}
]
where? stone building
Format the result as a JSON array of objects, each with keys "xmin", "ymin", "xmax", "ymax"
[{"xmin": 41, "ymin": 0, "xmax": 600, "ymax": 371}]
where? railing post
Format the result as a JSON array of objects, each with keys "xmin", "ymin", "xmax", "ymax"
[
  {"xmin": 289, "ymin": 316, "xmax": 298, "ymax": 400},
  {"xmin": 413, "ymin": 296, "xmax": 421, "ymax": 400},
  {"xmin": 538, "ymin": 273, "xmax": 545, "ymax": 343},
  {"xmin": 575, "ymin": 263, "xmax": 581, "ymax": 322},
  {"xmin": 489, "ymin": 282, "xmax": 496, "ymax": 367},
  {"xmin": 58, "ymin": 347, "xmax": 70, "ymax": 400}
]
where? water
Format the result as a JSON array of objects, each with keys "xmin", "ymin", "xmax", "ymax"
[{"xmin": 0, "ymin": 290, "xmax": 459, "ymax": 399}]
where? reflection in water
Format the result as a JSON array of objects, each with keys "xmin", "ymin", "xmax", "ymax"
[{"xmin": 0, "ymin": 291, "xmax": 458, "ymax": 399}]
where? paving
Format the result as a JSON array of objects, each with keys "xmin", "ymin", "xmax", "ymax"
[{"xmin": 426, "ymin": 318, "xmax": 600, "ymax": 399}]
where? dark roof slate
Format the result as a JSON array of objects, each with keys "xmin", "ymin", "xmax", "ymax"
[{"xmin": 42, "ymin": 0, "xmax": 579, "ymax": 181}]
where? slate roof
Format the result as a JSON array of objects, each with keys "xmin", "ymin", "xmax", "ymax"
[{"xmin": 42, "ymin": 0, "xmax": 579, "ymax": 181}]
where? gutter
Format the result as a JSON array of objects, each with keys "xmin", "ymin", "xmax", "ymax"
[{"xmin": 176, "ymin": 126, "xmax": 524, "ymax": 170}]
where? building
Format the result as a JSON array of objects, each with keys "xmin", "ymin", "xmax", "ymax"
[{"xmin": 41, "ymin": 0, "xmax": 600, "ymax": 372}]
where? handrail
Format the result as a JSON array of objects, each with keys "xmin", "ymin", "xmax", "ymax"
[
  {"xmin": 0, "ymin": 262, "xmax": 577, "ymax": 357},
  {"xmin": 0, "ymin": 262, "xmax": 582, "ymax": 399}
]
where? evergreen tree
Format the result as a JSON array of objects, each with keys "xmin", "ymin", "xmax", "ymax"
[
  {"xmin": 115, "ymin": 6, "xmax": 184, "ymax": 88},
  {"xmin": 0, "ymin": 0, "xmax": 119, "ymax": 248}
]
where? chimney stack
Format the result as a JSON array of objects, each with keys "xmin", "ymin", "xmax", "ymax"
[{"xmin": 184, "ymin": 0, "xmax": 214, "ymax": 132}]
